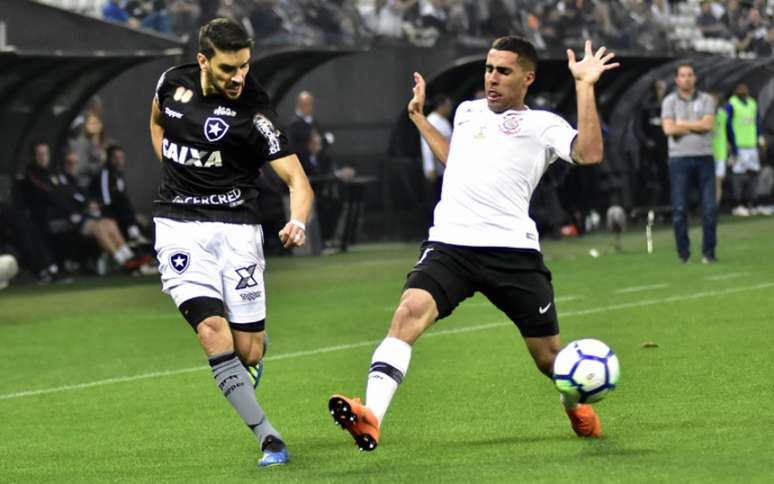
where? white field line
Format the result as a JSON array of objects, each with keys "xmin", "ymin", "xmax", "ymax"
[
  {"xmin": 704, "ymin": 272, "xmax": 748, "ymax": 281},
  {"xmin": 614, "ymin": 283, "xmax": 670, "ymax": 294},
  {"xmin": 1, "ymin": 281, "xmax": 772, "ymax": 401},
  {"xmin": 555, "ymin": 295, "xmax": 582, "ymax": 302},
  {"xmin": 383, "ymin": 296, "xmax": 581, "ymax": 312}
]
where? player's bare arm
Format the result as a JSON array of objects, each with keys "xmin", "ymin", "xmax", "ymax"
[
  {"xmin": 149, "ymin": 98, "xmax": 164, "ymax": 162},
  {"xmin": 567, "ymin": 40, "xmax": 619, "ymax": 165},
  {"xmin": 269, "ymin": 154, "xmax": 314, "ymax": 248},
  {"xmin": 408, "ymin": 72, "xmax": 450, "ymax": 164}
]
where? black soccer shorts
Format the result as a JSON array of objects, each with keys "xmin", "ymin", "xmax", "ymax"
[{"xmin": 403, "ymin": 241, "xmax": 559, "ymax": 338}]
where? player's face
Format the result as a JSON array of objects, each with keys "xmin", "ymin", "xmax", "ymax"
[
  {"xmin": 199, "ymin": 47, "xmax": 251, "ymax": 100},
  {"xmin": 675, "ymin": 66, "xmax": 695, "ymax": 93},
  {"xmin": 484, "ymin": 49, "xmax": 534, "ymax": 113}
]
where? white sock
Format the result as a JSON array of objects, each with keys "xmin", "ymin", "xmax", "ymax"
[
  {"xmin": 560, "ymin": 392, "xmax": 580, "ymax": 411},
  {"xmin": 365, "ymin": 337, "xmax": 412, "ymax": 426}
]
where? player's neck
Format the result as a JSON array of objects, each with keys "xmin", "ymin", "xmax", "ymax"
[
  {"xmin": 488, "ymin": 102, "xmax": 526, "ymax": 114},
  {"xmin": 677, "ymin": 87, "xmax": 694, "ymax": 99},
  {"xmin": 200, "ymin": 71, "xmax": 216, "ymax": 97}
]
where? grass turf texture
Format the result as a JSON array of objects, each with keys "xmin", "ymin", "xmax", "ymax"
[{"xmin": 1, "ymin": 216, "xmax": 773, "ymax": 483}]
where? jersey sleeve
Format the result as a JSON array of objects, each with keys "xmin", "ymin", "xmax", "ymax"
[
  {"xmin": 537, "ymin": 113, "xmax": 577, "ymax": 164},
  {"xmin": 250, "ymin": 107, "xmax": 292, "ymax": 162},
  {"xmin": 153, "ymin": 67, "xmax": 177, "ymax": 106}
]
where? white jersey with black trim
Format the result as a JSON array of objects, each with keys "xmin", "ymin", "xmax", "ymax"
[{"xmin": 428, "ymin": 99, "xmax": 578, "ymax": 251}]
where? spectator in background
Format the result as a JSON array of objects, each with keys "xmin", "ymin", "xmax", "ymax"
[
  {"xmin": 721, "ymin": 0, "xmax": 746, "ymax": 40},
  {"xmin": 125, "ymin": 0, "xmax": 172, "ymax": 34},
  {"xmin": 650, "ymin": 0, "xmax": 671, "ymax": 30},
  {"xmin": 697, "ymin": 0, "xmax": 731, "ymax": 38},
  {"xmin": 446, "ymin": 0, "xmax": 472, "ymax": 38},
  {"xmin": 727, "ymin": 83, "xmax": 767, "ymax": 216},
  {"xmin": 70, "ymin": 112, "xmax": 111, "ymax": 188},
  {"xmin": 287, "ymin": 91, "xmax": 354, "ymax": 245},
  {"xmin": 369, "ymin": 0, "xmax": 418, "ymax": 41},
  {"xmin": 661, "ymin": 63, "xmax": 717, "ymax": 264},
  {"xmin": 90, "ymin": 145, "xmax": 150, "ymax": 244},
  {"xmin": 736, "ymin": 8, "xmax": 771, "ymax": 56},
  {"xmin": 58, "ymin": 146, "xmax": 154, "ymax": 271},
  {"xmin": 420, "ymin": 94, "xmax": 453, "ymax": 204},
  {"xmin": 102, "ymin": 0, "xmax": 131, "ymax": 24},
  {"xmin": 288, "ymin": 91, "xmax": 331, "ymax": 169},
  {"xmin": 17, "ymin": 142, "xmax": 149, "ymax": 274},
  {"xmin": 167, "ymin": 0, "xmax": 200, "ymax": 38}
]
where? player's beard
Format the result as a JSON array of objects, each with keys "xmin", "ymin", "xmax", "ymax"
[{"xmin": 207, "ymin": 69, "xmax": 241, "ymax": 100}]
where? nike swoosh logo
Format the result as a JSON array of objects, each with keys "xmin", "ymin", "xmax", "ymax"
[{"xmin": 539, "ymin": 303, "xmax": 552, "ymax": 314}]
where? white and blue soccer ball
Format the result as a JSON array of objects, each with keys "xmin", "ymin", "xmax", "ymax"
[{"xmin": 553, "ymin": 339, "xmax": 620, "ymax": 403}]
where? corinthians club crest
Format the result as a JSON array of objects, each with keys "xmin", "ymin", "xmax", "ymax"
[{"xmin": 499, "ymin": 112, "xmax": 521, "ymax": 136}]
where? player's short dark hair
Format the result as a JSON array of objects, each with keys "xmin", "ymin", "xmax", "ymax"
[
  {"xmin": 198, "ymin": 18, "xmax": 254, "ymax": 59},
  {"xmin": 675, "ymin": 62, "xmax": 695, "ymax": 75},
  {"xmin": 491, "ymin": 36, "xmax": 538, "ymax": 71}
]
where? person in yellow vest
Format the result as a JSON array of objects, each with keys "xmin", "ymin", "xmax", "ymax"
[
  {"xmin": 726, "ymin": 83, "xmax": 767, "ymax": 216},
  {"xmin": 711, "ymin": 93, "xmax": 728, "ymax": 206}
]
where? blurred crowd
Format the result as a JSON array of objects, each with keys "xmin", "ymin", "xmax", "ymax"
[
  {"xmin": 0, "ymin": 98, "xmax": 156, "ymax": 284},
  {"xmin": 40, "ymin": 0, "xmax": 774, "ymax": 57}
]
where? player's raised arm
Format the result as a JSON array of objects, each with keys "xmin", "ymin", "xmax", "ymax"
[
  {"xmin": 268, "ymin": 154, "xmax": 314, "ymax": 248},
  {"xmin": 567, "ymin": 40, "xmax": 619, "ymax": 165},
  {"xmin": 149, "ymin": 98, "xmax": 164, "ymax": 162},
  {"xmin": 407, "ymin": 72, "xmax": 450, "ymax": 165}
]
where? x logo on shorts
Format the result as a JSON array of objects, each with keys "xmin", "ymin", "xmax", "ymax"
[{"xmin": 235, "ymin": 264, "xmax": 258, "ymax": 290}]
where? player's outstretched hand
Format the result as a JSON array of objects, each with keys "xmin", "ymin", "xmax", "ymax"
[
  {"xmin": 407, "ymin": 72, "xmax": 426, "ymax": 122},
  {"xmin": 278, "ymin": 220, "xmax": 306, "ymax": 249},
  {"xmin": 567, "ymin": 40, "xmax": 619, "ymax": 85}
]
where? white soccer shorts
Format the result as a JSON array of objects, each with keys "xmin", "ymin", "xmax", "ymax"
[
  {"xmin": 154, "ymin": 217, "xmax": 266, "ymax": 325},
  {"xmin": 731, "ymin": 148, "xmax": 760, "ymax": 174}
]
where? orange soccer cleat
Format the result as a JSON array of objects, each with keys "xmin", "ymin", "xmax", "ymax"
[
  {"xmin": 566, "ymin": 404, "xmax": 602, "ymax": 438},
  {"xmin": 328, "ymin": 394, "xmax": 381, "ymax": 451}
]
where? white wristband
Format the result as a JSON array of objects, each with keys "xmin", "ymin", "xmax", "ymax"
[{"xmin": 289, "ymin": 219, "xmax": 306, "ymax": 231}]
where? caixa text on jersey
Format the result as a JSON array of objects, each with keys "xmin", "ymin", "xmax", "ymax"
[
  {"xmin": 163, "ymin": 138, "xmax": 222, "ymax": 167},
  {"xmin": 172, "ymin": 188, "xmax": 243, "ymax": 207}
]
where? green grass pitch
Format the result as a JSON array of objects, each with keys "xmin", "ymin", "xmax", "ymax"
[{"xmin": 1, "ymin": 217, "xmax": 773, "ymax": 483}]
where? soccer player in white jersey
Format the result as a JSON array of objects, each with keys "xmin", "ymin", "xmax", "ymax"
[{"xmin": 329, "ymin": 36, "xmax": 618, "ymax": 451}]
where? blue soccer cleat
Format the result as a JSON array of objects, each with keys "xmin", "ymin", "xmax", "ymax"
[
  {"xmin": 258, "ymin": 444, "xmax": 289, "ymax": 467},
  {"xmin": 244, "ymin": 361, "xmax": 264, "ymax": 390}
]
